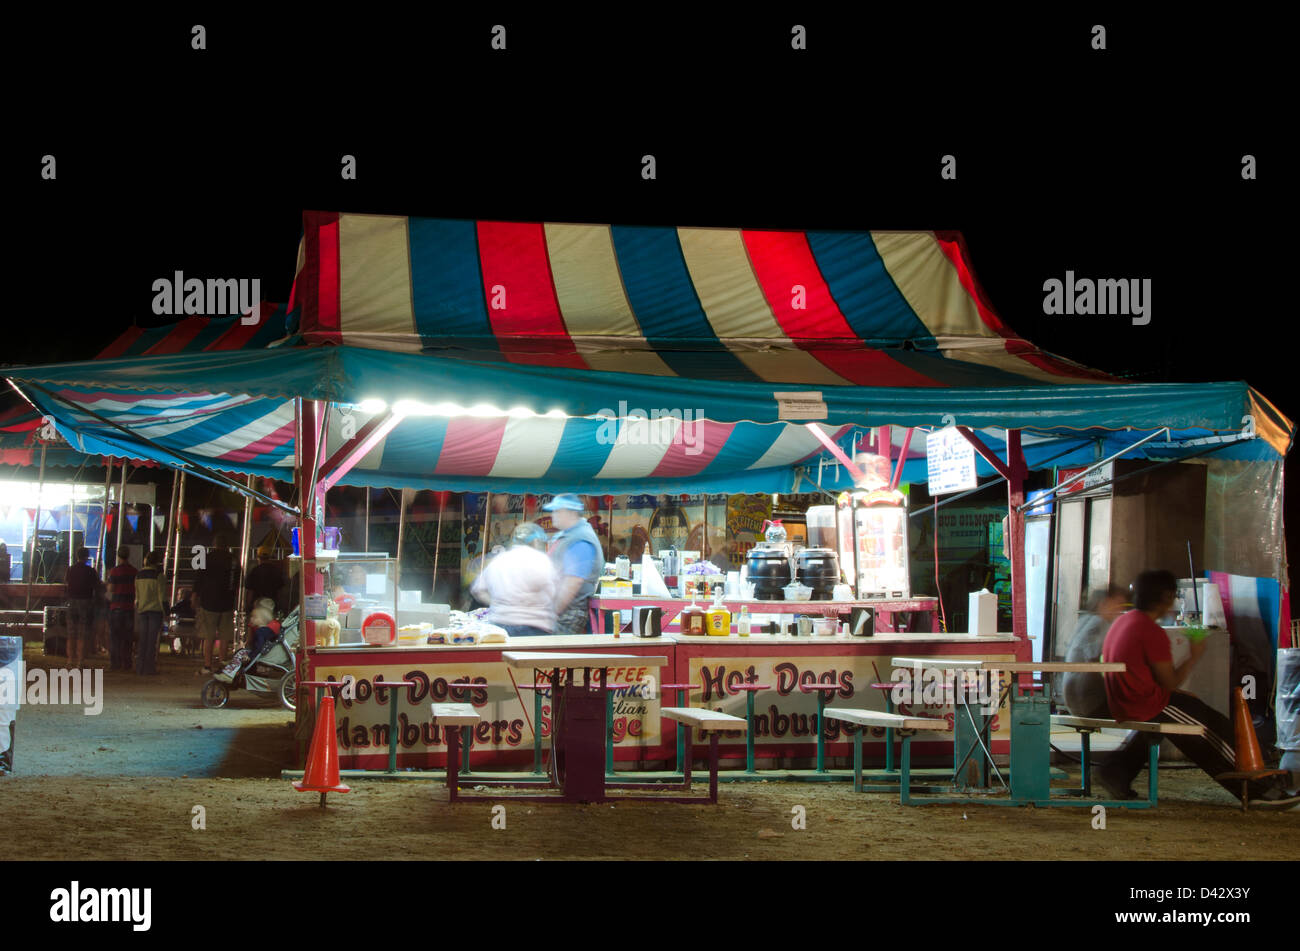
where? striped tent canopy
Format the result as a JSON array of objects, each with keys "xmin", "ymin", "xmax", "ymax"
[
  {"xmin": 4, "ymin": 215, "xmax": 1291, "ymax": 494},
  {"xmin": 288, "ymin": 213, "xmax": 1113, "ymax": 386},
  {"xmin": 0, "ymin": 303, "xmax": 291, "ymax": 470}
]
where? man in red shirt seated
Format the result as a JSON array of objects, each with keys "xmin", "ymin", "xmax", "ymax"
[{"xmin": 1096, "ymin": 569, "xmax": 1298, "ymax": 809}]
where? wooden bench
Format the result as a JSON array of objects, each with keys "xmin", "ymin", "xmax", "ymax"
[
  {"xmin": 662, "ymin": 707, "xmax": 748, "ymax": 803},
  {"xmin": 824, "ymin": 708, "xmax": 949, "ymax": 802},
  {"xmin": 431, "ymin": 703, "xmax": 481, "ymax": 803},
  {"xmin": 1052, "ymin": 714, "xmax": 1205, "ymax": 806}
]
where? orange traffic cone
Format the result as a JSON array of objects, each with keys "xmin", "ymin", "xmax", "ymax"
[
  {"xmin": 1217, "ymin": 686, "xmax": 1285, "ymax": 812},
  {"xmin": 293, "ymin": 692, "xmax": 350, "ymax": 807}
]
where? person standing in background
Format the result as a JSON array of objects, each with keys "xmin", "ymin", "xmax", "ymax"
[
  {"xmin": 195, "ymin": 534, "xmax": 236, "ymax": 674},
  {"xmin": 1060, "ymin": 586, "xmax": 1127, "ymax": 718},
  {"xmin": 543, "ymin": 494, "xmax": 605, "ymax": 636},
  {"xmin": 107, "ymin": 545, "xmax": 137, "ymax": 671},
  {"xmin": 64, "ymin": 547, "xmax": 100, "ymax": 668},
  {"xmin": 244, "ymin": 551, "xmax": 284, "ymax": 613},
  {"xmin": 471, "ymin": 522, "xmax": 558, "ymax": 637},
  {"xmin": 134, "ymin": 550, "xmax": 164, "ymax": 675}
]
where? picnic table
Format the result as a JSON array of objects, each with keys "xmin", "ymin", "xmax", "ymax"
[
  {"xmin": 888, "ymin": 656, "xmax": 1126, "ymax": 807},
  {"xmin": 436, "ymin": 650, "xmax": 742, "ymax": 804}
]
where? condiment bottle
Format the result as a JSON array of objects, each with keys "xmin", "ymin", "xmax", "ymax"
[
  {"xmin": 737, "ymin": 605, "xmax": 751, "ymax": 637},
  {"xmin": 705, "ymin": 585, "xmax": 731, "ymax": 636},
  {"xmin": 679, "ymin": 583, "xmax": 707, "ymax": 636}
]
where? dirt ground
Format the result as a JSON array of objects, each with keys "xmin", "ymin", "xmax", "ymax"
[{"xmin": 2, "ymin": 644, "xmax": 1296, "ymax": 861}]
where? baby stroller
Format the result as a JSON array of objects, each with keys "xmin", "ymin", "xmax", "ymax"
[{"xmin": 200, "ymin": 608, "xmax": 299, "ymax": 711}]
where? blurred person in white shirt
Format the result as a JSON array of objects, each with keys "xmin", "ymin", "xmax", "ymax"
[{"xmin": 470, "ymin": 522, "xmax": 558, "ymax": 636}]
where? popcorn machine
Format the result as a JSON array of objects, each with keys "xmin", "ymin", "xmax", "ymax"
[{"xmin": 837, "ymin": 487, "xmax": 911, "ymax": 599}]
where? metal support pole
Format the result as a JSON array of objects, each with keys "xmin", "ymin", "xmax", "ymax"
[
  {"xmin": 395, "ymin": 488, "xmax": 408, "ymax": 596},
  {"xmin": 100, "ymin": 458, "xmax": 115, "ymax": 579},
  {"xmin": 746, "ymin": 691, "xmax": 756, "ymax": 773},
  {"xmin": 1005, "ymin": 430, "xmax": 1030, "ymax": 666},
  {"xmin": 432, "ymin": 495, "xmax": 443, "ymax": 599},
  {"xmin": 113, "ymin": 463, "xmax": 128, "ymax": 561},
  {"xmin": 364, "ymin": 488, "xmax": 371, "ymax": 554},
  {"xmin": 235, "ymin": 474, "xmax": 254, "ymax": 641},
  {"xmin": 162, "ymin": 471, "xmax": 179, "ymax": 577},
  {"xmin": 168, "ymin": 473, "xmax": 187, "ymax": 611},
  {"xmin": 23, "ymin": 443, "xmax": 48, "ymax": 626}
]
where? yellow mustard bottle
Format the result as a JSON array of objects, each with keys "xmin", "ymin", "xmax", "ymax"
[{"xmin": 706, "ymin": 586, "xmax": 732, "ymax": 636}]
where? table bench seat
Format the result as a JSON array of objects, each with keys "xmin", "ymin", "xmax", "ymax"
[
  {"xmin": 824, "ymin": 708, "xmax": 948, "ymax": 732},
  {"xmin": 430, "ymin": 702, "xmax": 481, "ymax": 727},
  {"xmin": 1052, "ymin": 714, "xmax": 1204, "ymax": 736},
  {"xmin": 661, "ymin": 707, "xmax": 748, "ymax": 733}
]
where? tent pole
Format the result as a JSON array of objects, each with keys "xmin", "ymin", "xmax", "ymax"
[
  {"xmin": 168, "ymin": 473, "xmax": 187, "ymax": 612},
  {"xmin": 100, "ymin": 458, "xmax": 114, "ymax": 579},
  {"xmin": 162, "ymin": 469, "xmax": 179, "ymax": 575},
  {"xmin": 364, "ymin": 488, "xmax": 371, "ymax": 554},
  {"xmin": 114, "ymin": 463, "xmax": 128, "ymax": 563},
  {"xmin": 395, "ymin": 488, "xmax": 408, "ymax": 602},
  {"xmin": 482, "ymin": 492, "xmax": 491, "ymax": 559},
  {"xmin": 1005, "ymin": 430, "xmax": 1030, "ymax": 667},
  {"xmin": 23, "ymin": 442, "xmax": 48, "ymax": 628},
  {"xmin": 236, "ymin": 474, "xmax": 254, "ymax": 638},
  {"xmin": 432, "ymin": 494, "xmax": 444, "ymax": 602}
]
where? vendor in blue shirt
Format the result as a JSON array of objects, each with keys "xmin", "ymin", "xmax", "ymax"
[{"xmin": 543, "ymin": 494, "xmax": 605, "ymax": 636}]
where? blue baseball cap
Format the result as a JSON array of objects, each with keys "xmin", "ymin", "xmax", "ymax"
[{"xmin": 542, "ymin": 493, "xmax": 585, "ymax": 512}]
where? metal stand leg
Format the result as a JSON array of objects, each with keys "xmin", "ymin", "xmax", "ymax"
[
  {"xmin": 675, "ymin": 688, "xmax": 687, "ymax": 774},
  {"xmin": 386, "ymin": 690, "xmax": 400, "ymax": 773},
  {"xmin": 460, "ymin": 726, "xmax": 472, "ymax": 776},
  {"xmin": 884, "ymin": 693, "xmax": 895, "ymax": 772},
  {"xmin": 709, "ymin": 732, "xmax": 720, "ymax": 803},
  {"xmin": 745, "ymin": 691, "xmax": 756, "ymax": 774},
  {"xmin": 815, "ymin": 692, "xmax": 827, "ymax": 772},
  {"xmin": 1081, "ymin": 731, "xmax": 1091, "ymax": 796},
  {"xmin": 533, "ymin": 688, "xmax": 544, "ymax": 775},
  {"xmin": 853, "ymin": 727, "xmax": 863, "ymax": 793},
  {"xmin": 900, "ymin": 733, "xmax": 913, "ymax": 805},
  {"xmin": 605, "ymin": 689, "xmax": 614, "ymax": 777},
  {"xmin": 682, "ymin": 725, "xmax": 693, "ymax": 789},
  {"xmin": 1147, "ymin": 739, "xmax": 1159, "ymax": 806},
  {"xmin": 446, "ymin": 724, "xmax": 460, "ymax": 804}
]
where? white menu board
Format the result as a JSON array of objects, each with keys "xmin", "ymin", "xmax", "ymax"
[{"xmin": 926, "ymin": 426, "xmax": 977, "ymax": 494}]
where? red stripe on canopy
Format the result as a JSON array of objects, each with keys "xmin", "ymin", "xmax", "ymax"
[
  {"xmin": 97, "ymin": 325, "xmax": 144, "ymax": 359},
  {"xmin": 434, "ymin": 417, "xmax": 509, "ymax": 475},
  {"xmin": 743, "ymin": 231, "xmax": 941, "ymax": 387},
  {"xmin": 933, "ymin": 231, "xmax": 1114, "ymax": 382},
  {"xmin": 649, "ymin": 420, "xmax": 736, "ymax": 477},
  {"xmin": 145, "ymin": 318, "xmax": 208, "ymax": 355},
  {"xmin": 475, "ymin": 222, "xmax": 588, "ymax": 369},
  {"xmin": 215, "ymin": 420, "xmax": 296, "ymax": 463}
]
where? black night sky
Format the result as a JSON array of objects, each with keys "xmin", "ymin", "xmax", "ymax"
[{"xmin": 11, "ymin": 11, "xmax": 1293, "ymax": 579}]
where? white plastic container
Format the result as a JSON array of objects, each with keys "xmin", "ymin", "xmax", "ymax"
[{"xmin": 969, "ymin": 589, "xmax": 998, "ymax": 635}]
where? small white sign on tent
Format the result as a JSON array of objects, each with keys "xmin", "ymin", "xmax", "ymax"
[{"xmin": 926, "ymin": 427, "xmax": 978, "ymax": 494}]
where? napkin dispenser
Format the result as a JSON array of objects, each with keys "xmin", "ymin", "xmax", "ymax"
[{"xmin": 632, "ymin": 605, "xmax": 663, "ymax": 638}]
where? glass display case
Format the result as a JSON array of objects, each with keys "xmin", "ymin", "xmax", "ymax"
[{"xmin": 837, "ymin": 488, "xmax": 911, "ymax": 599}]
